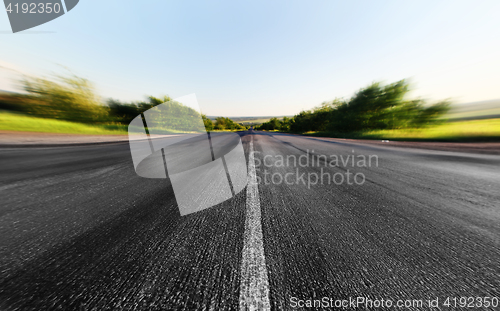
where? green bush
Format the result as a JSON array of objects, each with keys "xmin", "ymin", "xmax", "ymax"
[
  {"xmin": 257, "ymin": 80, "xmax": 450, "ymax": 133},
  {"xmin": 213, "ymin": 117, "xmax": 246, "ymax": 131}
]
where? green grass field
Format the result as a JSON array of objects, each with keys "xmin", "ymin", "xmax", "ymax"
[
  {"xmin": 0, "ymin": 111, "xmax": 129, "ymax": 135},
  {"xmin": 0, "ymin": 111, "xmax": 244, "ymax": 135},
  {"xmin": 304, "ymin": 119, "xmax": 500, "ymax": 142}
]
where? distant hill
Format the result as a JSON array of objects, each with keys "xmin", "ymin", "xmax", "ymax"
[
  {"xmin": 447, "ymin": 99, "xmax": 500, "ymax": 121},
  {"xmin": 206, "ymin": 116, "xmax": 293, "ymax": 125}
]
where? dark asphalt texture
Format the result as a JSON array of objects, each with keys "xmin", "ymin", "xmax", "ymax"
[{"xmin": 1, "ymin": 131, "xmax": 499, "ymax": 310}]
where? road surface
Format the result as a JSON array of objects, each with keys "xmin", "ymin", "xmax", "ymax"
[{"xmin": 1, "ymin": 131, "xmax": 499, "ymax": 310}]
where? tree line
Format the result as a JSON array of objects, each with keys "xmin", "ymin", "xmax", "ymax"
[
  {"xmin": 256, "ymin": 80, "xmax": 450, "ymax": 133},
  {"xmin": 0, "ymin": 73, "xmax": 247, "ymax": 132}
]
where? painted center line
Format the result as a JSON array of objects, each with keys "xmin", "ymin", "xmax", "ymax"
[{"xmin": 239, "ymin": 135, "xmax": 271, "ymax": 311}]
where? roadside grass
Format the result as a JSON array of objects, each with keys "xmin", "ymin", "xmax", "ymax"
[
  {"xmin": 302, "ymin": 119, "xmax": 500, "ymax": 142},
  {"xmin": 0, "ymin": 111, "xmax": 245, "ymax": 135},
  {"xmin": 0, "ymin": 111, "xmax": 130, "ymax": 135}
]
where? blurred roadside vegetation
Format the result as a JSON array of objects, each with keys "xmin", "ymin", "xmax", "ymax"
[
  {"xmin": 0, "ymin": 110, "xmax": 129, "ymax": 135},
  {"xmin": 257, "ymin": 80, "xmax": 451, "ymax": 133},
  {"xmin": 205, "ymin": 117, "xmax": 247, "ymax": 131},
  {"xmin": 0, "ymin": 73, "xmax": 247, "ymax": 134},
  {"xmin": 2, "ymin": 73, "xmax": 498, "ymax": 140},
  {"xmin": 257, "ymin": 80, "xmax": 500, "ymax": 141},
  {"xmin": 256, "ymin": 80, "xmax": 497, "ymax": 141}
]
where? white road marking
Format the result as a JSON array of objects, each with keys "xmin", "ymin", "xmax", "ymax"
[{"xmin": 239, "ymin": 135, "xmax": 271, "ymax": 311}]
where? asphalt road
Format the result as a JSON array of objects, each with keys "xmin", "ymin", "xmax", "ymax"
[{"xmin": 1, "ymin": 131, "xmax": 500, "ymax": 310}]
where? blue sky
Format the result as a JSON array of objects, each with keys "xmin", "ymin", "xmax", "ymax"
[{"xmin": 1, "ymin": 0, "xmax": 499, "ymax": 116}]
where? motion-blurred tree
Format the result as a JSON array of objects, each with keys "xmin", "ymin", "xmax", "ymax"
[
  {"xmin": 107, "ymin": 99, "xmax": 139, "ymax": 124},
  {"xmin": 262, "ymin": 80, "xmax": 449, "ymax": 133},
  {"xmin": 21, "ymin": 74, "xmax": 108, "ymax": 123}
]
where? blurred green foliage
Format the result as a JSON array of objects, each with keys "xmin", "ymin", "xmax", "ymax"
[
  {"xmin": 0, "ymin": 74, "xmax": 245, "ymax": 133},
  {"xmin": 212, "ymin": 117, "xmax": 247, "ymax": 131},
  {"xmin": 0, "ymin": 74, "xmax": 108, "ymax": 123},
  {"xmin": 257, "ymin": 80, "xmax": 450, "ymax": 133},
  {"xmin": 0, "ymin": 74, "xmax": 449, "ymax": 135},
  {"xmin": 0, "ymin": 110, "xmax": 128, "ymax": 135}
]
